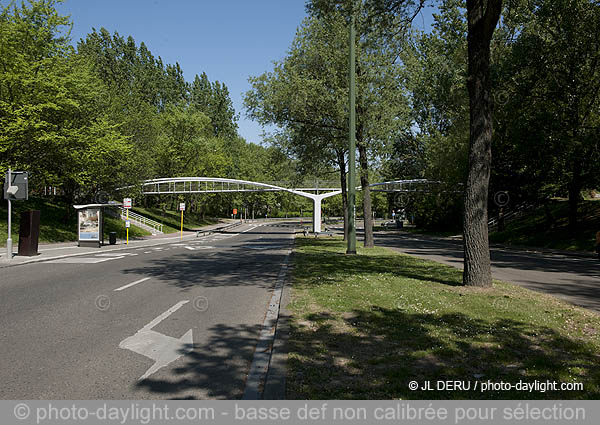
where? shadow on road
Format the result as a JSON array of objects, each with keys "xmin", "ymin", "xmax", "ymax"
[{"xmin": 136, "ymin": 323, "xmax": 260, "ymax": 399}]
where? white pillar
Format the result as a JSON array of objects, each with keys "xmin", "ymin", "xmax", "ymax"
[{"xmin": 313, "ymin": 197, "xmax": 322, "ymax": 233}]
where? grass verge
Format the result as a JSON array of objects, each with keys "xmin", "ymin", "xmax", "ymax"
[{"xmin": 287, "ymin": 237, "xmax": 600, "ymax": 399}]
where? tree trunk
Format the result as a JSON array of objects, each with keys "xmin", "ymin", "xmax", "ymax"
[
  {"xmin": 568, "ymin": 163, "xmax": 582, "ymax": 233},
  {"xmin": 358, "ymin": 143, "xmax": 374, "ymax": 248},
  {"xmin": 337, "ymin": 149, "xmax": 349, "ymax": 241},
  {"xmin": 463, "ymin": 0, "xmax": 502, "ymax": 288}
]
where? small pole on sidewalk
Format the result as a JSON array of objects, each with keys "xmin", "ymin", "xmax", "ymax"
[
  {"xmin": 6, "ymin": 169, "xmax": 12, "ymax": 260},
  {"xmin": 126, "ymin": 208, "xmax": 129, "ymax": 245},
  {"xmin": 180, "ymin": 209, "xmax": 183, "ymax": 241}
]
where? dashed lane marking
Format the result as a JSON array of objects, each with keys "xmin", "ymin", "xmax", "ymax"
[
  {"xmin": 46, "ymin": 256, "xmax": 126, "ymax": 264},
  {"xmin": 114, "ymin": 277, "xmax": 151, "ymax": 292}
]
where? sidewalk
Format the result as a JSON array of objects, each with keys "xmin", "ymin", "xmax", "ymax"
[
  {"xmin": 0, "ymin": 220, "xmax": 242, "ymax": 268},
  {"xmin": 375, "ymin": 228, "xmax": 597, "ymax": 259}
]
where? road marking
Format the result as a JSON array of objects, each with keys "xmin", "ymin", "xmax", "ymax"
[
  {"xmin": 119, "ymin": 300, "xmax": 193, "ymax": 381},
  {"xmin": 184, "ymin": 246, "xmax": 195, "ymax": 251},
  {"xmin": 46, "ymin": 256, "xmax": 125, "ymax": 264},
  {"xmin": 144, "ymin": 251, "xmax": 151, "ymax": 254},
  {"xmin": 114, "ymin": 277, "xmax": 151, "ymax": 292},
  {"xmin": 242, "ymin": 226, "xmax": 258, "ymax": 233}
]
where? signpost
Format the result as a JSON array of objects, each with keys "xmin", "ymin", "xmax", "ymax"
[
  {"xmin": 179, "ymin": 203, "xmax": 185, "ymax": 240},
  {"xmin": 4, "ymin": 169, "xmax": 29, "ymax": 260},
  {"xmin": 123, "ymin": 198, "xmax": 132, "ymax": 244}
]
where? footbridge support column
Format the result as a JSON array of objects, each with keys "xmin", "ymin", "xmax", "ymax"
[{"xmin": 313, "ymin": 197, "xmax": 322, "ymax": 233}]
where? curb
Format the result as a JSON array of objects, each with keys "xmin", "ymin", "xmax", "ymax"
[{"xmin": 242, "ymin": 232, "xmax": 294, "ymax": 400}]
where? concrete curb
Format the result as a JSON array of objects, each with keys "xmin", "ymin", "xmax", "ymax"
[
  {"xmin": 242, "ymin": 232, "xmax": 294, "ymax": 400},
  {"xmin": 262, "ymin": 241, "xmax": 294, "ymax": 400}
]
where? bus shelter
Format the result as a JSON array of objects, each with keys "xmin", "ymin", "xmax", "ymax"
[{"xmin": 73, "ymin": 203, "xmax": 121, "ymax": 247}]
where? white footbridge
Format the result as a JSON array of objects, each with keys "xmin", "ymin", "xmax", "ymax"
[{"xmin": 140, "ymin": 177, "xmax": 442, "ymax": 233}]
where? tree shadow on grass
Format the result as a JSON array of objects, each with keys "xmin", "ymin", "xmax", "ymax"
[
  {"xmin": 288, "ymin": 238, "xmax": 600, "ymax": 399},
  {"xmin": 288, "ymin": 307, "xmax": 600, "ymax": 399},
  {"xmin": 294, "ymin": 237, "xmax": 463, "ymax": 287}
]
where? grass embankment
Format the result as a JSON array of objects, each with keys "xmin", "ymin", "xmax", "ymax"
[
  {"xmin": 131, "ymin": 207, "xmax": 219, "ymax": 234},
  {"xmin": 0, "ymin": 197, "xmax": 149, "ymax": 247},
  {"xmin": 490, "ymin": 200, "xmax": 600, "ymax": 252},
  {"xmin": 288, "ymin": 237, "xmax": 600, "ymax": 399}
]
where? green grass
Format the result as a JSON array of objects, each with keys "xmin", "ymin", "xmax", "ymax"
[
  {"xmin": 490, "ymin": 200, "xmax": 600, "ymax": 252},
  {"xmin": 131, "ymin": 207, "xmax": 219, "ymax": 234},
  {"xmin": 287, "ymin": 237, "xmax": 600, "ymax": 399},
  {"xmin": 0, "ymin": 197, "xmax": 149, "ymax": 247}
]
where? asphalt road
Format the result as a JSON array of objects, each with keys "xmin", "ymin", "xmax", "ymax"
[
  {"xmin": 374, "ymin": 231, "xmax": 600, "ymax": 313},
  {"xmin": 0, "ymin": 223, "xmax": 294, "ymax": 399}
]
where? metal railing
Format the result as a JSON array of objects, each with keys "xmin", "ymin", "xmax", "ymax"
[
  {"xmin": 488, "ymin": 202, "xmax": 536, "ymax": 232},
  {"xmin": 118, "ymin": 207, "xmax": 163, "ymax": 234}
]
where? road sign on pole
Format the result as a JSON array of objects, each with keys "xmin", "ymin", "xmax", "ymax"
[
  {"xmin": 233, "ymin": 208, "xmax": 237, "ymax": 216},
  {"xmin": 123, "ymin": 198, "xmax": 132, "ymax": 209},
  {"xmin": 179, "ymin": 203, "xmax": 185, "ymax": 240},
  {"xmin": 4, "ymin": 169, "xmax": 29, "ymax": 260}
]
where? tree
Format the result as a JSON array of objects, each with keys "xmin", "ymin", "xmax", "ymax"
[
  {"xmin": 246, "ymin": 6, "xmax": 409, "ymax": 246},
  {"xmin": 461, "ymin": 0, "xmax": 502, "ymax": 287},
  {"xmin": 0, "ymin": 0, "xmax": 130, "ymax": 209},
  {"xmin": 492, "ymin": 0, "xmax": 600, "ymax": 232},
  {"xmin": 190, "ymin": 72, "xmax": 239, "ymax": 141}
]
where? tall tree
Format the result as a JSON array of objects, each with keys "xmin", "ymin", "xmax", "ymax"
[
  {"xmin": 246, "ymin": 6, "xmax": 409, "ymax": 246},
  {"xmin": 462, "ymin": 0, "xmax": 502, "ymax": 287},
  {"xmin": 492, "ymin": 0, "xmax": 600, "ymax": 231},
  {"xmin": 0, "ymin": 0, "xmax": 130, "ymax": 207}
]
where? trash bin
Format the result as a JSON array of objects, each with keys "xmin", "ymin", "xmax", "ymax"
[
  {"xmin": 109, "ymin": 232, "xmax": 117, "ymax": 245},
  {"xmin": 18, "ymin": 210, "xmax": 40, "ymax": 256}
]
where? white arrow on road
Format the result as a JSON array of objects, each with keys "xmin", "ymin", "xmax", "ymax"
[{"xmin": 119, "ymin": 300, "xmax": 193, "ymax": 381}]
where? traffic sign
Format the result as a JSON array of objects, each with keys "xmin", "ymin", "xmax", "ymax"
[
  {"xmin": 125, "ymin": 220, "xmax": 131, "ymax": 228},
  {"xmin": 179, "ymin": 203, "xmax": 186, "ymax": 211},
  {"xmin": 233, "ymin": 208, "xmax": 238, "ymax": 215},
  {"xmin": 123, "ymin": 198, "xmax": 132, "ymax": 209},
  {"xmin": 3, "ymin": 171, "xmax": 28, "ymax": 201}
]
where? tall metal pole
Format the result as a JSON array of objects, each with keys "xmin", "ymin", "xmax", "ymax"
[
  {"xmin": 6, "ymin": 169, "xmax": 13, "ymax": 260},
  {"xmin": 347, "ymin": 11, "xmax": 357, "ymax": 255}
]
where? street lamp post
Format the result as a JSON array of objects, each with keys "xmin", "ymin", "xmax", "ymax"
[{"xmin": 347, "ymin": 11, "xmax": 357, "ymax": 255}]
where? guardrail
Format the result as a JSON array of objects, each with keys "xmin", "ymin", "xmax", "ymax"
[
  {"xmin": 118, "ymin": 207, "xmax": 163, "ymax": 234},
  {"xmin": 488, "ymin": 202, "xmax": 536, "ymax": 232}
]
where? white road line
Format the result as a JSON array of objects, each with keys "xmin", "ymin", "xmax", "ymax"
[
  {"xmin": 242, "ymin": 226, "xmax": 258, "ymax": 233},
  {"xmin": 46, "ymin": 256, "xmax": 126, "ymax": 264},
  {"xmin": 114, "ymin": 277, "xmax": 151, "ymax": 292},
  {"xmin": 184, "ymin": 246, "xmax": 195, "ymax": 250},
  {"xmin": 144, "ymin": 251, "xmax": 151, "ymax": 254},
  {"xmin": 142, "ymin": 300, "xmax": 189, "ymax": 332}
]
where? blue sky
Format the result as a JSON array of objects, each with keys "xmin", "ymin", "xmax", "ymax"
[{"xmin": 54, "ymin": 0, "xmax": 435, "ymax": 145}]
